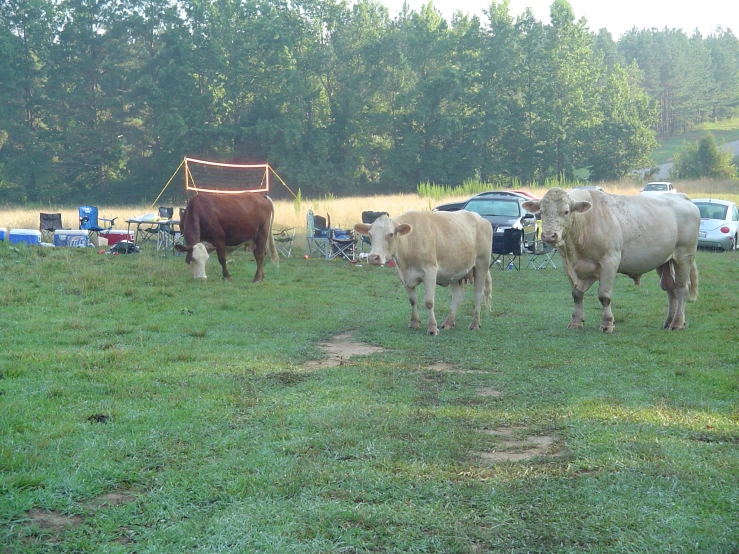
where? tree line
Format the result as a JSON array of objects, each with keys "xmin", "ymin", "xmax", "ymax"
[{"xmin": 0, "ymin": 0, "xmax": 737, "ymax": 203}]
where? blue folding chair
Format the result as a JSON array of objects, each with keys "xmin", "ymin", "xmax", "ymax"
[{"xmin": 79, "ymin": 206, "xmax": 117, "ymax": 242}]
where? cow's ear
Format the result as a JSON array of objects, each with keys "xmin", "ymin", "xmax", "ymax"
[
  {"xmin": 396, "ymin": 223, "xmax": 412, "ymax": 236},
  {"xmin": 354, "ymin": 223, "xmax": 372, "ymax": 236},
  {"xmin": 522, "ymin": 201, "xmax": 540, "ymax": 213},
  {"xmin": 573, "ymin": 201, "xmax": 592, "ymax": 213}
]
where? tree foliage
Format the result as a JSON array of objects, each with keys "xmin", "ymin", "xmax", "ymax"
[
  {"xmin": 0, "ymin": 0, "xmax": 736, "ymax": 203},
  {"xmin": 671, "ymin": 134, "xmax": 738, "ymax": 179}
]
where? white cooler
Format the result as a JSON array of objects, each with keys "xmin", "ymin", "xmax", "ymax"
[{"xmin": 54, "ymin": 229, "xmax": 90, "ymax": 247}]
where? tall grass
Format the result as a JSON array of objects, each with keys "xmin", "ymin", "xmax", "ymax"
[{"xmin": 2, "ymin": 180, "xmax": 737, "ymax": 242}]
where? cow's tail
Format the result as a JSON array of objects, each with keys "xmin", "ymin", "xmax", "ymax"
[
  {"xmin": 266, "ymin": 196, "xmax": 279, "ymax": 267},
  {"xmin": 688, "ymin": 258, "xmax": 699, "ymax": 301}
]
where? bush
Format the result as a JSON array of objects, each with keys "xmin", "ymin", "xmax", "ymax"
[{"xmin": 671, "ymin": 134, "xmax": 737, "ymax": 179}]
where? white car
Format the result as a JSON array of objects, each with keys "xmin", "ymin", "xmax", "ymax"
[
  {"xmin": 640, "ymin": 181, "xmax": 677, "ymax": 196},
  {"xmin": 692, "ymin": 198, "xmax": 739, "ymax": 252}
]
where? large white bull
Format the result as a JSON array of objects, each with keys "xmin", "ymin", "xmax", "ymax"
[
  {"xmin": 354, "ymin": 211, "xmax": 493, "ymax": 335},
  {"xmin": 522, "ymin": 188, "xmax": 700, "ymax": 332}
]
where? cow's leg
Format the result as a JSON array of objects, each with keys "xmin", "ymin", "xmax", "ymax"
[
  {"xmin": 406, "ymin": 286, "xmax": 422, "ymax": 331},
  {"xmin": 569, "ymin": 285, "xmax": 585, "ymax": 329},
  {"xmin": 252, "ymin": 233, "xmax": 267, "ymax": 282},
  {"xmin": 468, "ymin": 262, "xmax": 489, "ymax": 330},
  {"xmin": 597, "ymin": 267, "xmax": 617, "ymax": 333},
  {"xmin": 657, "ymin": 261, "xmax": 678, "ymax": 328},
  {"xmin": 422, "ymin": 275, "xmax": 439, "ymax": 335},
  {"xmin": 441, "ymin": 280, "xmax": 464, "ymax": 330},
  {"xmin": 660, "ymin": 258, "xmax": 692, "ymax": 330},
  {"xmin": 215, "ymin": 243, "xmax": 231, "ymax": 280}
]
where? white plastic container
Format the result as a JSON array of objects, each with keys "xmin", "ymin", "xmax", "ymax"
[{"xmin": 53, "ymin": 229, "xmax": 90, "ymax": 247}]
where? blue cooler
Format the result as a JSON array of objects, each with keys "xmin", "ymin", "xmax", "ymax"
[
  {"xmin": 9, "ymin": 229, "xmax": 42, "ymax": 245},
  {"xmin": 54, "ymin": 229, "xmax": 89, "ymax": 247},
  {"xmin": 0, "ymin": 227, "xmax": 7, "ymax": 241}
]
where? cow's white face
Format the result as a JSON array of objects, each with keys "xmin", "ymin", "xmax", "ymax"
[
  {"xmin": 523, "ymin": 188, "xmax": 591, "ymax": 248},
  {"xmin": 354, "ymin": 215, "xmax": 412, "ymax": 266},
  {"xmin": 188, "ymin": 242, "xmax": 209, "ymax": 279}
]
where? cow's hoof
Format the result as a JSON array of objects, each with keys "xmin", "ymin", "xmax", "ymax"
[
  {"xmin": 408, "ymin": 321, "xmax": 421, "ymax": 330},
  {"xmin": 599, "ymin": 324, "xmax": 615, "ymax": 333},
  {"xmin": 427, "ymin": 327, "xmax": 439, "ymax": 336},
  {"xmin": 441, "ymin": 322, "xmax": 454, "ymax": 330},
  {"xmin": 567, "ymin": 321, "xmax": 584, "ymax": 329}
]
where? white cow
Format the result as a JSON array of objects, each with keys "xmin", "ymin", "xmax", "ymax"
[
  {"xmin": 522, "ymin": 187, "xmax": 700, "ymax": 332},
  {"xmin": 354, "ymin": 211, "xmax": 493, "ymax": 335}
]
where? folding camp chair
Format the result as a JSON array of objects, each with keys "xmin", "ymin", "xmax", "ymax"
[
  {"xmin": 306, "ymin": 210, "xmax": 330, "ymax": 259},
  {"xmin": 328, "ymin": 228, "xmax": 356, "ymax": 261},
  {"xmin": 154, "ymin": 207, "xmax": 177, "ymax": 254},
  {"xmin": 359, "ymin": 210, "xmax": 389, "ymax": 253},
  {"xmin": 79, "ymin": 206, "xmax": 117, "ymax": 244},
  {"xmin": 273, "ymin": 227, "xmax": 296, "ymax": 258},
  {"xmin": 525, "ymin": 240, "xmax": 558, "ymax": 270},
  {"xmin": 490, "ymin": 228, "xmax": 523, "ymax": 271},
  {"xmin": 40, "ymin": 213, "xmax": 67, "ymax": 241}
]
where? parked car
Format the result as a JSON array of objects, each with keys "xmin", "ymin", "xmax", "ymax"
[
  {"xmin": 692, "ymin": 198, "xmax": 739, "ymax": 252},
  {"xmin": 433, "ymin": 190, "xmax": 537, "ymax": 212},
  {"xmin": 640, "ymin": 181, "xmax": 677, "ymax": 196},
  {"xmin": 434, "ymin": 193, "xmax": 538, "ymax": 254},
  {"xmin": 572, "ymin": 185, "xmax": 605, "ymax": 192}
]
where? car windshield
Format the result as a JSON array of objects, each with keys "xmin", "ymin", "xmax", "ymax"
[
  {"xmin": 644, "ymin": 183, "xmax": 667, "ymax": 191},
  {"xmin": 465, "ymin": 199, "xmax": 520, "ymax": 217},
  {"xmin": 695, "ymin": 203, "xmax": 727, "ymax": 220}
]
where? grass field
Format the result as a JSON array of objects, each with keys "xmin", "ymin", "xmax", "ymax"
[{"xmin": 0, "ymin": 212, "xmax": 737, "ymax": 551}]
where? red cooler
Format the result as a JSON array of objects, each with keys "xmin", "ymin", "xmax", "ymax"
[{"xmin": 104, "ymin": 230, "xmax": 134, "ymax": 246}]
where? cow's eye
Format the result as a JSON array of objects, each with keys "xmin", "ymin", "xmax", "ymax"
[{"xmin": 387, "ymin": 232, "xmax": 394, "ymax": 239}]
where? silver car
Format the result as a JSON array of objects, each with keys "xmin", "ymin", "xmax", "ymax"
[{"xmin": 692, "ymin": 198, "xmax": 739, "ymax": 252}]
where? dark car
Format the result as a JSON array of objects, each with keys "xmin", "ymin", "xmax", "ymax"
[
  {"xmin": 434, "ymin": 193, "xmax": 538, "ymax": 254},
  {"xmin": 433, "ymin": 190, "xmax": 534, "ymax": 212}
]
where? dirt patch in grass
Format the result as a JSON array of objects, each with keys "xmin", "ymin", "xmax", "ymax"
[
  {"xmin": 425, "ymin": 362, "xmax": 486, "ymax": 374},
  {"xmin": 21, "ymin": 491, "xmax": 136, "ymax": 545},
  {"xmin": 474, "ymin": 427, "xmax": 557, "ymax": 462},
  {"xmin": 26, "ymin": 509, "xmax": 83, "ymax": 538},
  {"xmin": 476, "ymin": 387, "xmax": 502, "ymax": 398},
  {"xmin": 85, "ymin": 491, "xmax": 136, "ymax": 510},
  {"xmin": 303, "ymin": 332, "xmax": 385, "ymax": 370}
]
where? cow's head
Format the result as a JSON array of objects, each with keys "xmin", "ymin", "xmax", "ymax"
[
  {"xmin": 354, "ymin": 215, "xmax": 411, "ymax": 266},
  {"xmin": 522, "ymin": 187, "xmax": 591, "ymax": 248},
  {"xmin": 187, "ymin": 242, "xmax": 210, "ymax": 279}
]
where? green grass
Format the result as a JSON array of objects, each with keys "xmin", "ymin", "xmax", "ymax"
[
  {"xmin": 0, "ymin": 243, "xmax": 737, "ymax": 552},
  {"xmin": 652, "ymin": 117, "xmax": 739, "ymax": 165}
]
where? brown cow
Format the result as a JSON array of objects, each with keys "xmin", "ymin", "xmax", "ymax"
[
  {"xmin": 354, "ymin": 211, "xmax": 493, "ymax": 335},
  {"xmin": 175, "ymin": 193, "xmax": 279, "ymax": 281}
]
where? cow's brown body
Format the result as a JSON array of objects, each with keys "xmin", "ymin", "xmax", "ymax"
[{"xmin": 175, "ymin": 193, "xmax": 278, "ymax": 281}]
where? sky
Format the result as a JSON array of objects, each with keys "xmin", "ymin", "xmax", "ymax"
[{"xmin": 379, "ymin": 0, "xmax": 736, "ymax": 38}]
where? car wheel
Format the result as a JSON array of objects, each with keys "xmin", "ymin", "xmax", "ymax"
[
  {"xmin": 732, "ymin": 234, "xmax": 738, "ymax": 252},
  {"xmin": 518, "ymin": 234, "xmax": 525, "ymax": 255}
]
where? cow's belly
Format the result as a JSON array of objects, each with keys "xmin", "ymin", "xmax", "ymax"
[
  {"xmin": 435, "ymin": 266, "xmax": 471, "ymax": 285},
  {"xmin": 617, "ymin": 249, "xmax": 673, "ymax": 275},
  {"xmin": 398, "ymin": 264, "xmax": 469, "ymax": 288}
]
